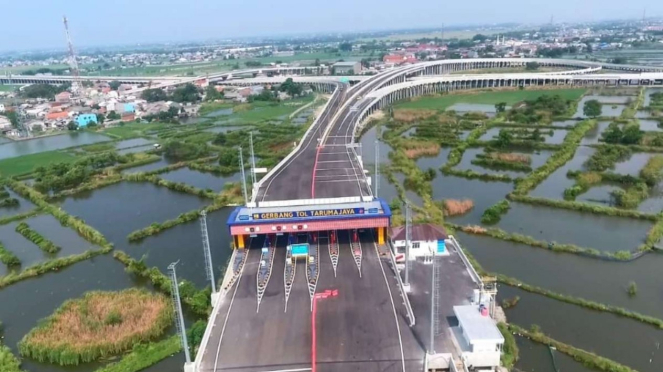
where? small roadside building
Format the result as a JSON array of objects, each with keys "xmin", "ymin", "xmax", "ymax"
[
  {"xmin": 55, "ymin": 91, "xmax": 72, "ymax": 103},
  {"xmin": 333, "ymin": 61, "xmax": 361, "ymax": 75},
  {"xmin": 76, "ymin": 113, "xmax": 98, "ymax": 127},
  {"xmin": 452, "ymin": 305, "xmax": 504, "ymax": 370},
  {"xmin": 391, "ymin": 223, "xmax": 448, "ymax": 259}
]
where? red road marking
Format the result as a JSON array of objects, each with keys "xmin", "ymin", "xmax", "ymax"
[
  {"xmin": 311, "ymin": 145, "xmax": 322, "ymax": 198},
  {"xmin": 311, "ymin": 296, "xmax": 318, "ymax": 372},
  {"xmin": 312, "ymin": 289, "xmax": 338, "ymax": 372}
]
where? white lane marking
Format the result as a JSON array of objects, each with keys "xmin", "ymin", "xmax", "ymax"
[
  {"xmin": 315, "ymin": 160, "xmax": 350, "ymax": 163},
  {"xmin": 313, "ymin": 167, "xmax": 355, "ymax": 171},
  {"xmin": 213, "ymin": 248, "xmax": 249, "ymax": 371},
  {"xmin": 314, "ymin": 174, "xmax": 358, "ymax": 179},
  {"xmin": 372, "ymin": 239, "xmax": 406, "ymax": 372},
  {"xmin": 254, "ymin": 368, "xmax": 312, "ymax": 372},
  {"xmin": 316, "ymin": 179, "xmax": 363, "ymax": 184},
  {"xmin": 260, "ymin": 87, "xmax": 343, "ymax": 201}
]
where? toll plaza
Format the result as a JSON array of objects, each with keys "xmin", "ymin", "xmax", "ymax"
[{"xmin": 226, "ymin": 198, "xmax": 391, "ymax": 249}]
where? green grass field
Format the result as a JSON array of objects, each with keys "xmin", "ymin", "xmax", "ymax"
[
  {"xmin": 0, "ymin": 151, "xmax": 77, "ymax": 177},
  {"xmin": 232, "ymin": 97, "xmax": 315, "ymax": 123},
  {"xmin": 0, "ymin": 85, "xmax": 17, "ymax": 92},
  {"xmin": 395, "ymin": 89, "xmax": 588, "ymax": 110}
]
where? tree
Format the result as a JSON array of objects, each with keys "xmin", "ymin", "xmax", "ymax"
[
  {"xmin": 163, "ymin": 140, "xmax": 209, "ymax": 161},
  {"xmin": 109, "ymin": 81, "xmax": 122, "ymax": 90},
  {"xmin": 218, "ymin": 147, "xmax": 239, "ymax": 167},
  {"xmin": 213, "ymin": 132, "xmax": 227, "ymax": 146},
  {"xmin": 107, "ymin": 111, "xmax": 120, "ymax": 120},
  {"xmin": 472, "ymin": 34, "xmax": 488, "ymax": 41},
  {"xmin": 622, "ymin": 125, "xmax": 642, "ymax": 145},
  {"xmin": 67, "ymin": 121, "xmax": 78, "ymax": 131},
  {"xmin": 204, "ymin": 85, "xmax": 223, "ymax": 101},
  {"xmin": 583, "ymin": 99, "xmax": 602, "ymax": 118},
  {"xmin": 339, "ymin": 42, "xmax": 353, "ymax": 52},
  {"xmin": 81, "ymin": 80, "xmax": 94, "ymax": 88},
  {"xmin": 314, "ymin": 58, "xmax": 321, "ymax": 67},
  {"xmin": 6, "ymin": 111, "xmax": 19, "ymax": 127},
  {"xmin": 20, "ymin": 84, "xmax": 69, "ymax": 99},
  {"xmin": 96, "ymin": 114, "xmax": 105, "ymax": 125},
  {"xmin": 170, "ymin": 83, "xmax": 201, "ymax": 103},
  {"xmin": 141, "ymin": 88, "xmax": 168, "ymax": 102},
  {"xmin": 611, "ymin": 57, "xmax": 628, "ymax": 65},
  {"xmin": 495, "ymin": 102, "xmax": 507, "ymax": 113},
  {"xmin": 496, "ymin": 129, "xmax": 513, "ymax": 148},
  {"xmin": 279, "ymin": 78, "xmax": 302, "ymax": 97},
  {"xmin": 531, "ymin": 128, "xmax": 542, "ymax": 142},
  {"xmin": 602, "ymin": 125, "xmax": 623, "ymax": 144},
  {"xmin": 525, "ymin": 61, "xmax": 540, "ymax": 70}
]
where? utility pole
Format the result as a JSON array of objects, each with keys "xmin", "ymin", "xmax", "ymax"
[
  {"xmin": 168, "ymin": 262, "xmax": 191, "ymax": 364},
  {"xmin": 239, "ymin": 147, "xmax": 249, "ymax": 206},
  {"xmin": 404, "ymin": 202, "xmax": 411, "ymax": 287},
  {"xmin": 249, "ymin": 132, "xmax": 257, "ymax": 186},
  {"xmin": 429, "ymin": 256, "xmax": 437, "ymax": 355},
  {"xmin": 200, "ymin": 211, "xmax": 216, "ymax": 294},
  {"xmin": 62, "ymin": 16, "xmax": 80, "ymax": 93},
  {"xmin": 374, "ymin": 139, "xmax": 379, "ymax": 198}
]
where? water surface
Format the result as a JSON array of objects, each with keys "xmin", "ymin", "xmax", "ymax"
[
  {"xmin": 60, "ymin": 182, "xmax": 209, "ymax": 242},
  {"xmin": 0, "ymin": 132, "xmax": 111, "ymax": 160},
  {"xmin": 455, "ymin": 231, "xmax": 663, "ymax": 318},
  {"xmin": 497, "ymin": 202, "xmax": 651, "ymax": 251},
  {"xmin": 500, "ymin": 285, "xmax": 663, "ymax": 372},
  {"xmin": 160, "ymin": 167, "xmax": 241, "ymax": 192}
]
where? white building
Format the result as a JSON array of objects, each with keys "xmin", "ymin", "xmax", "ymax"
[
  {"xmin": 0, "ymin": 103, "xmax": 5, "ymax": 113},
  {"xmin": 0, "ymin": 116, "xmax": 12, "ymax": 130},
  {"xmin": 391, "ymin": 223, "xmax": 449, "ymax": 260},
  {"xmin": 453, "ymin": 305, "xmax": 504, "ymax": 370}
]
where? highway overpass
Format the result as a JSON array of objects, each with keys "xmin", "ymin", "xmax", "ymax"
[{"xmin": 190, "ymin": 58, "xmax": 663, "ymax": 372}]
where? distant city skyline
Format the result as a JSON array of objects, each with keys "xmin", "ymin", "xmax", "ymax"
[{"xmin": 5, "ymin": 0, "xmax": 663, "ymax": 51}]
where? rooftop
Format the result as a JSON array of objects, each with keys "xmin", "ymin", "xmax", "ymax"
[
  {"xmin": 454, "ymin": 305, "xmax": 504, "ymax": 344},
  {"xmin": 333, "ymin": 61, "xmax": 359, "ymax": 67},
  {"xmin": 230, "ymin": 199, "xmax": 388, "ymax": 224},
  {"xmin": 391, "ymin": 223, "xmax": 447, "ymax": 242}
]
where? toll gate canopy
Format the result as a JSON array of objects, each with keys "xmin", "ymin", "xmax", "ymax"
[{"xmin": 227, "ymin": 198, "xmax": 391, "ymax": 237}]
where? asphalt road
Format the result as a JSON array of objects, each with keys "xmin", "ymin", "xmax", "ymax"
[
  {"xmin": 200, "ymin": 230, "xmax": 424, "ymax": 372},
  {"xmin": 257, "ymin": 69, "xmax": 404, "ymax": 202},
  {"xmin": 256, "ymin": 83, "xmax": 347, "ymax": 202}
]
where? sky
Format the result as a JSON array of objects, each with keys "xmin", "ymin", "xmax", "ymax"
[{"xmin": 4, "ymin": 0, "xmax": 663, "ymax": 51}]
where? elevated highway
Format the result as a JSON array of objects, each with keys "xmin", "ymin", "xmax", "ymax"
[{"xmin": 190, "ymin": 58, "xmax": 662, "ymax": 372}]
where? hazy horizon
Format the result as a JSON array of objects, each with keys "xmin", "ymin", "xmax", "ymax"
[{"xmin": 5, "ymin": 0, "xmax": 663, "ymax": 52}]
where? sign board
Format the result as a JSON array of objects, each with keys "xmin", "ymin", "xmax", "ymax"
[{"xmin": 251, "ymin": 208, "xmax": 365, "ymax": 220}]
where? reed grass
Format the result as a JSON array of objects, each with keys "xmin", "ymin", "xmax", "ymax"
[{"xmin": 19, "ymin": 289, "xmax": 173, "ymax": 365}]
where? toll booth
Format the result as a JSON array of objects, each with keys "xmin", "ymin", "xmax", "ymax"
[{"xmin": 227, "ymin": 198, "xmax": 392, "ymax": 249}]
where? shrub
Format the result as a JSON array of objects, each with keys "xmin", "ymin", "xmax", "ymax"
[
  {"xmin": 501, "ymin": 296, "xmax": 520, "ymax": 309},
  {"xmin": 640, "ymin": 155, "xmax": 663, "ymax": 186},
  {"xmin": 628, "ymin": 281, "xmax": 637, "ymax": 297},
  {"xmin": 498, "ymin": 322, "xmax": 518, "ymax": 369},
  {"xmin": 481, "ymin": 200, "xmax": 511, "ymax": 224},
  {"xmin": 0, "ymin": 242, "xmax": 20, "ymax": 267},
  {"xmin": 15, "ymin": 222, "xmax": 61, "ymax": 254},
  {"xmin": 585, "ymin": 145, "xmax": 632, "ymax": 172},
  {"xmin": 18, "ymin": 289, "xmax": 173, "ymax": 365},
  {"xmin": 443, "ymin": 199, "xmax": 474, "ymax": 216}
]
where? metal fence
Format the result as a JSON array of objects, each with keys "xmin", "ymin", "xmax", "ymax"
[
  {"xmin": 386, "ymin": 240, "xmax": 416, "ymax": 327},
  {"xmin": 448, "ymin": 235, "xmax": 482, "ymax": 286}
]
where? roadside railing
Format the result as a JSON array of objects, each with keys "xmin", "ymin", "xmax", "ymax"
[
  {"xmin": 386, "ymin": 240, "xmax": 416, "ymax": 327},
  {"xmin": 252, "ymin": 83, "xmax": 341, "ymax": 204},
  {"xmin": 449, "ymin": 235, "xmax": 482, "ymax": 286}
]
